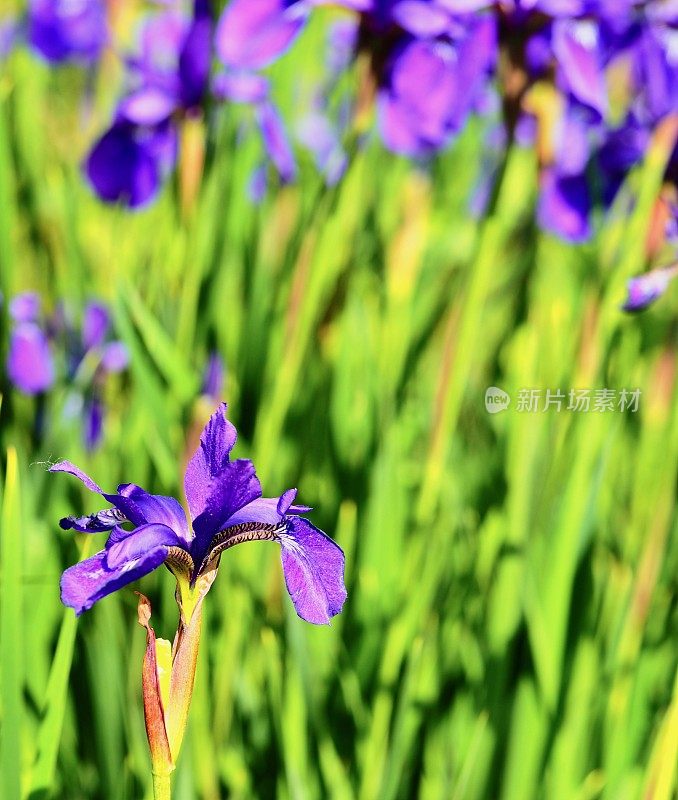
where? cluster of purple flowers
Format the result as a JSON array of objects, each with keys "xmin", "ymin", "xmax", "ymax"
[
  {"xmin": 5, "ymin": 1, "xmax": 677, "ymax": 251},
  {"xmin": 4, "ymin": 293, "xmax": 128, "ymax": 450}
]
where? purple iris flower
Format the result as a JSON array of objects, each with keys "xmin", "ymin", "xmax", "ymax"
[
  {"xmin": 85, "ymin": 0, "xmax": 211, "ymax": 207},
  {"xmin": 6, "ymin": 294, "xmax": 128, "ymax": 447},
  {"xmin": 328, "ymin": 1, "xmax": 497, "ymax": 156},
  {"xmin": 6, "ymin": 292, "xmax": 56, "ymax": 395},
  {"xmin": 51, "ymin": 403, "xmax": 347, "ymax": 625},
  {"xmin": 27, "ymin": 0, "xmax": 108, "ymax": 64},
  {"xmin": 213, "ymin": 0, "xmax": 309, "ymax": 183},
  {"xmin": 71, "ymin": 301, "xmax": 129, "ymax": 450},
  {"xmin": 622, "ymin": 264, "xmax": 678, "ymax": 312}
]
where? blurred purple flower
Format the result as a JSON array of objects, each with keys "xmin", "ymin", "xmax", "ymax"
[
  {"xmin": 297, "ymin": 111, "xmax": 348, "ymax": 186},
  {"xmin": 213, "ymin": 0, "xmax": 308, "ymax": 183},
  {"xmin": 622, "ymin": 264, "xmax": 678, "ymax": 312},
  {"xmin": 6, "ymin": 292, "xmax": 55, "ymax": 394},
  {"xmin": 215, "ymin": 0, "xmax": 309, "ymax": 70},
  {"xmin": 9, "ymin": 291, "xmax": 41, "ymax": 323},
  {"xmin": 27, "ymin": 0, "xmax": 108, "ymax": 64},
  {"xmin": 329, "ymin": 1, "xmax": 497, "ymax": 156},
  {"xmin": 201, "ymin": 352, "xmax": 225, "ymax": 400},
  {"xmin": 85, "ymin": 0, "xmax": 211, "ymax": 207},
  {"xmin": 51, "ymin": 403, "xmax": 347, "ymax": 624},
  {"xmin": 71, "ymin": 300, "xmax": 128, "ymax": 450},
  {"xmin": 7, "ymin": 323, "xmax": 55, "ymax": 395},
  {"xmin": 5, "ymin": 294, "xmax": 127, "ymax": 448}
]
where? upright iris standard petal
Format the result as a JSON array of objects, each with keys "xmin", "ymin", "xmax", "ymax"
[
  {"xmin": 279, "ymin": 518, "xmax": 347, "ymax": 625},
  {"xmin": 215, "ymin": 0, "xmax": 309, "ymax": 70},
  {"xmin": 7, "ymin": 322, "xmax": 55, "ymax": 394},
  {"xmin": 191, "ymin": 459, "xmax": 262, "ymax": 552},
  {"xmin": 178, "ymin": 0, "xmax": 212, "ymax": 109},
  {"xmin": 183, "ymin": 402, "xmax": 238, "ymax": 519},
  {"xmin": 60, "ymin": 546, "xmax": 170, "ymax": 616}
]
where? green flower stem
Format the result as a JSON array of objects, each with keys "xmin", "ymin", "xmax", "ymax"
[{"xmin": 152, "ymin": 771, "xmax": 171, "ymax": 800}]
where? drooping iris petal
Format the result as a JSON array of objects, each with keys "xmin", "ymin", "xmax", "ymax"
[
  {"xmin": 9, "ymin": 292, "xmax": 41, "ymax": 323},
  {"xmin": 178, "ymin": 0, "xmax": 212, "ymax": 108},
  {"xmin": 118, "ymin": 87, "xmax": 178, "ymax": 126},
  {"xmin": 622, "ymin": 268, "xmax": 673, "ymax": 312},
  {"xmin": 49, "ymin": 460, "xmax": 191, "ymax": 543},
  {"xmin": 105, "ymin": 522, "xmax": 182, "ymax": 569},
  {"xmin": 184, "ymin": 402, "xmax": 238, "ymax": 519},
  {"xmin": 59, "ymin": 506, "xmax": 127, "ymax": 533},
  {"xmin": 7, "ymin": 322, "xmax": 55, "ymax": 394},
  {"xmin": 82, "ymin": 302, "xmax": 110, "ymax": 350},
  {"xmin": 257, "ymin": 102, "xmax": 297, "ymax": 182},
  {"xmin": 191, "ymin": 459, "xmax": 262, "ymax": 550},
  {"xmin": 279, "ymin": 517, "xmax": 346, "ymax": 625},
  {"xmin": 537, "ymin": 167, "xmax": 591, "ymax": 242},
  {"xmin": 28, "ymin": 0, "xmax": 108, "ymax": 64},
  {"xmin": 215, "ymin": 0, "xmax": 308, "ymax": 70},
  {"xmin": 85, "ymin": 124, "xmax": 160, "ymax": 208},
  {"xmin": 60, "ymin": 546, "xmax": 169, "ymax": 616},
  {"xmin": 49, "ymin": 460, "xmax": 104, "ymax": 493}
]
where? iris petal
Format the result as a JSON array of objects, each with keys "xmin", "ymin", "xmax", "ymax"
[
  {"xmin": 279, "ymin": 518, "xmax": 346, "ymax": 625},
  {"xmin": 60, "ymin": 547, "xmax": 168, "ymax": 616},
  {"xmin": 105, "ymin": 523, "xmax": 182, "ymax": 569},
  {"xmin": 215, "ymin": 0, "xmax": 308, "ymax": 70},
  {"xmin": 184, "ymin": 402, "xmax": 238, "ymax": 519},
  {"xmin": 191, "ymin": 459, "xmax": 262, "ymax": 555}
]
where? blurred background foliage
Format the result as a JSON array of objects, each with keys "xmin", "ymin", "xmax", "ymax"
[{"xmin": 1, "ymin": 2, "xmax": 677, "ymax": 799}]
